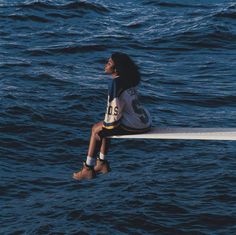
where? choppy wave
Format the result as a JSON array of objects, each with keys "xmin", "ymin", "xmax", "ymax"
[
  {"xmin": 1, "ymin": 0, "xmax": 236, "ymax": 234},
  {"xmin": 17, "ymin": 1, "xmax": 109, "ymax": 13},
  {"xmin": 2, "ymin": 14, "xmax": 51, "ymax": 22},
  {"xmin": 24, "ymin": 44, "xmax": 107, "ymax": 56},
  {"xmin": 144, "ymin": 1, "xmax": 213, "ymax": 9},
  {"xmin": 214, "ymin": 11, "xmax": 236, "ymax": 19},
  {"xmin": 175, "ymin": 95, "xmax": 236, "ymax": 107}
]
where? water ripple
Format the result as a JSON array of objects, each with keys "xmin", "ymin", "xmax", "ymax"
[
  {"xmin": 1, "ymin": 0, "xmax": 236, "ymax": 234},
  {"xmin": 17, "ymin": 1, "xmax": 110, "ymax": 14}
]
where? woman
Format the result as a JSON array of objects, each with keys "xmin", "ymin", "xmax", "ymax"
[{"xmin": 73, "ymin": 52, "xmax": 151, "ymax": 180}]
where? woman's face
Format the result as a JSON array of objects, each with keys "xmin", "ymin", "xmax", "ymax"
[{"xmin": 104, "ymin": 58, "xmax": 115, "ymax": 74}]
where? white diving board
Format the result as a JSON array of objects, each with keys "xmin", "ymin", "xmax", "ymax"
[{"xmin": 110, "ymin": 128, "xmax": 236, "ymax": 141}]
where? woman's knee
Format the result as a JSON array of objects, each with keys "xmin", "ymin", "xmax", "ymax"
[
  {"xmin": 91, "ymin": 124, "xmax": 97, "ymax": 133},
  {"xmin": 91, "ymin": 126, "xmax": 103, "ymax": 142},
  {"xmin": 91, "ymin": 122, "xmax": 103, "ymax": 135}
]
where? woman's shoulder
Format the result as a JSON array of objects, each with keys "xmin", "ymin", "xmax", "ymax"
[
  {"xmin": 109, "ymin": 76, "xmax": 138, "ymax": 100},
  {"xmin": 119, "ymin": 86, "xmax": 139, "ymax": 103},
  {"xmin": 108, "ymin": 77, "xmax": 124, "ymax": 101}
]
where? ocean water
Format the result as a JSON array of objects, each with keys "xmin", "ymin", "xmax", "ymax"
[{"xmin": 0, "ymin": 0, "xmax": 236, "ymax": 234}]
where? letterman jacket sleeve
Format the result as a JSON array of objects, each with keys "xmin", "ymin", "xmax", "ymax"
[{"xmin": 103, "ymin": 78, "xmax": 125, "ymax": 129}]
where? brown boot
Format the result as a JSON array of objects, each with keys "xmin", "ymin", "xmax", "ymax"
[
  {"xmin": 94, "ymin": 158, "xmax": 111, "ymax": 174},
  {"xmin": 73, "ymin": 162, "xmax": 96, "ymax": 180}
]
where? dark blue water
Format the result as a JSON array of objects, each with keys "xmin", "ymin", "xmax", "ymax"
[{"xmin": 1, "ymin": 0, "xmax": 236, "ymax": 234}]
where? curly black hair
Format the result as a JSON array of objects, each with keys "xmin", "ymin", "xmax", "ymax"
[{"xmin": 111, "ymin": 52, "xmax": 141, "ymax": 87}]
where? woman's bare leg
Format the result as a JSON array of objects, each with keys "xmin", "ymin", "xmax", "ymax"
[
  {"xmin": 87, "ymin": 122, "xmax": 111, "ymax": 158},
  {"xmin": 87, "ymin": 121, "xmax": 104, "ymax": 158},
  {"xmin": 94, "ymin": 136, "xmax": 111, "ymax": 173},
  {"xmin": 87, "ymin": 122, "xmax": 111, "ymax": 174},
  {"xmin": 73, "ymin": 121, "xmax": 111, "ymax": 180},
  {"xmin": 100, "ymin": 137, "xmax": 111, "ymax": 156}
]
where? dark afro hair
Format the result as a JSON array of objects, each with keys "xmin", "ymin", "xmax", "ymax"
[{"xmin": 111, "ymin": 52, "xmax": 141, "ymax": 87}]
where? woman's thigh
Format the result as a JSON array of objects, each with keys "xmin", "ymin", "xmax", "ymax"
[
  {"xmin": 98, "ymin": 126, "xmax": 130, "ymax": 139},
  {"xmin": 98, "ymin": 125, "xmax": 151, "ymax": 139}
]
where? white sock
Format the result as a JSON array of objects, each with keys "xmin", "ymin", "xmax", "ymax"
[
  {"xmin": 86, "ymin": 156, "xmax": 96, "ymax": 166},
  {"xmin": 99, "ymin": 152, "xmax": 105, "ymax": 160}
]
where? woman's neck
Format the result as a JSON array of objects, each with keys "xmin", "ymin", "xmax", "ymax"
[{"xmin": 112, "ymin": 73, "xmax": 119, "ymax": 79}]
